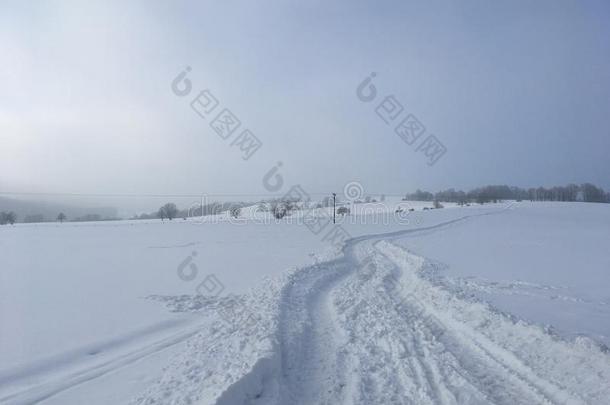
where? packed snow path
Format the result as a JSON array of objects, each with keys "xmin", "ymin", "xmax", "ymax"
[
  {"xmin": 270, "ymin": 214, "xmax": 610, "ymax": 404},
  {"xmin": 280, "ymin": 244, "xmax": 566, "ymax": 403}
]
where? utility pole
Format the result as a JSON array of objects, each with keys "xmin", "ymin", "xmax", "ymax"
[{"xmin": 332, "ymin": 193, "xmax": 336, "ymax": 224}]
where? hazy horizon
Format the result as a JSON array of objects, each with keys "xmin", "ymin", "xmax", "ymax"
[
  {"xmin": 1, "ymin": 177, "xmax": 607, "ymax": 218},
  {"xmin": 2, "ymin": 0, "xmax": 610, "ymax": 199}
]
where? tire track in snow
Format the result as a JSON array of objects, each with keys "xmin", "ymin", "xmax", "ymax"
[
  {"xmin": 277, "ymin": 259, "xmax": 352, "ymax": 404},
  {"xmin": 0, "ymin": 319, "xmax": 204, "ymax": 405},
  {"xmin": 276, "ymin": 212, "xmax": 497, "ymax": 404}
]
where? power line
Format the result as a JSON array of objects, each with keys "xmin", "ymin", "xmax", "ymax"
[
  {"xmin": 0, "ymin": 191, "xmax": 324, "ymax": 198},
  {"xmin": 0, "ymin": 191, "xmax": 408, "ymax": 198},
  {"xmin": 0, "ymin": 191, "xmax": 202, "ymax": 198}
]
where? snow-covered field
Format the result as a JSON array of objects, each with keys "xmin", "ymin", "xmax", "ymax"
[{"xmin": 1, "ymin": 201, "xmax": 609, "ymax": 404}]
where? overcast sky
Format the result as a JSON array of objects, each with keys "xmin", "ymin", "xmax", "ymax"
[{"xmin": 1, "ymin": 0, "xmax": 609, "ymax": 208}]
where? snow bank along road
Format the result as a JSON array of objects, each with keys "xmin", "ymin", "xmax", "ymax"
[{"xmin": 133, "ymin": 209, "xmax": 610, "ymax": 405}]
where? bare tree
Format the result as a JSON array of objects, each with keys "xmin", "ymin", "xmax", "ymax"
[
  {"xmin": 337, "ymin": 206, "xmax": 350, "ymax": 215},
  {"xmin": 159, "ymin": 203, "xmax": 178, "ymax": 221},
  {"xmin": 4, "ymin": 212, "xmax": 17, "ymax": 225},
  {"xmin": 270, "ymin": 200, "xmax": 291, "ymax": 219},
  {"xmin": 230, "ymin": 206, "xmax": 241, "ymax": 218}
]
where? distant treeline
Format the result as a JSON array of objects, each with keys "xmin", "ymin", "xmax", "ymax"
[
  {"xmin": 405, "ymin": 183, "xmax": 610, "ymax": 204},
  {"xmin": 133, "ymin": 201, "xmax": 254, "ymax": 220},
  {"xmin": 5, "ymin": 183, "xmax": 608, "ymax": 225},
  {"xmin": 1, "ymin": 212, "xmax": 120, "ymax": 224}
]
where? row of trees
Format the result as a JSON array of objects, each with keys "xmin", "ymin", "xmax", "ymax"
[
  {"xmin": 149, "ymin": 199, "xmax": 303, "ymax": 221},
  {"xmin": 0, "ymin": 212, "xmax": 87, "ymax": 224},
  {"xmin": 0, "ymin": 211, "xmax": 17, "ymax": 225},
  {"xmin": 155, "ymin": 202, "xmax": 244, "ymax": 221},
  {"xmin": 405, "ymin": 183, "xmax": 610, "ymax": 205},
  {"xmin": 2, "ymin": 212, "xmax": 67, "ymax": 224},
  {"xmin": 138, "ymin": 182, "xmax": 610, "ymax": 223},
  {"xmin": 132, "ymin": 201, "xmax": 252, "ymax": 221}
]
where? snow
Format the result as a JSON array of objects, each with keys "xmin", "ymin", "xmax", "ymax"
[
  {"xmin": 1, "ymin": 201, "xmax": 609, "ymax": 404},
  {"xmin": 393, "ymin": 201, "xmax": 610, "ymax": 345}
]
